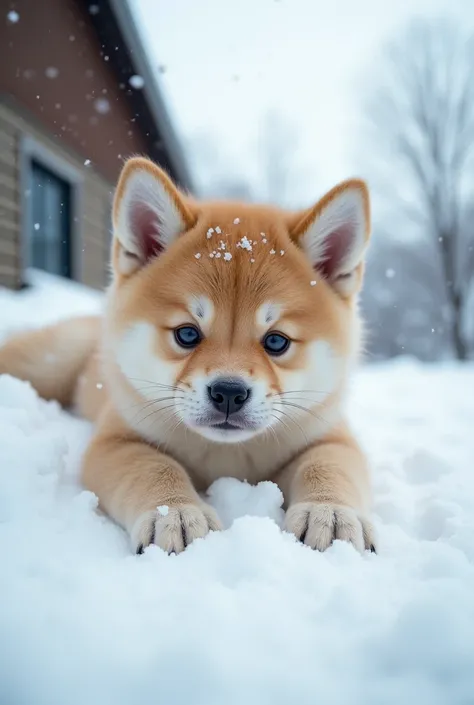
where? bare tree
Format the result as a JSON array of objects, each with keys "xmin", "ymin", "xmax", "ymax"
[{"xmin": 362, "ymin": 18, "xmax": 474, "ymax": 359}]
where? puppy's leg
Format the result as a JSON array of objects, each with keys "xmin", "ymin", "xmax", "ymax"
[
  {"xmin": 274, "ymin": 424, "xmax": 376, "ymax": 553},
  {"xmin": 82, "ymin": 407, "xmax": 221, "ymax": 554},
  {"xmin": 0, "ymin": 316, "xmax": 100, "ymax": 407}
]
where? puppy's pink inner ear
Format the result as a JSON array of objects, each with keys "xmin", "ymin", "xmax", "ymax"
[
  {"xmin": 318, "ymin": 222, "xmax": 356, "ymax": 279},
  {"xmin": 129, "ymin": 200, "xmax": 163, "ymax": 261}
]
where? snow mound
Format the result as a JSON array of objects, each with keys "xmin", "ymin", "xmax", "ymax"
[{"xmin": 1, "ymin": 277, "xmax": 474, "ymax": 704}]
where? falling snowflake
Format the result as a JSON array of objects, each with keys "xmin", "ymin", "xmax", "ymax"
[
  {"xmin": 239, "ymin": 236, "xmax": 252, "ymax": 251},
  {"xmin": 310, "ymin": 280, "xmax": 317, "ymax": 286},
  {"xmin": 215, "ymin": 226, "xmax": 222, "ymax": 234},
  {"xmin": 269, "ymin": 249, "xmax": 276, "ymax": 255},
  {"xmin": 223, "ymin": 252, "xmax": 232, "ymax": 261},
  {"xmin": 280, "ymin": 250, "xmax": 285, "ymax": 256},
  {"xmin": 262, "ymin": 238, "xmax": 267, "ymax": 244},
  {"xmin": 386, "ymin": 268, "xmax": 395, "ymax": 279},
  {"xmin": 45, "ymin": 67, "xmax": 59, "ymax": 79},
  {"xmin": 250, "ymin": 258, "xmax": 255, "ymax": 263},
  {"xmin": 34, "ymin": 223, "xmax": 40, "ymax": 231},
  {"xmin": 206, "ymin": 228, "xmax": 214, "ymax": 239},
  {"xmin": 129, "ymin": 75, "xmax": 145, "ymax": 89},
  {"xmin": 94, "ymin": 97, "xmax": 110, "ymax": 114},
  {"xmin": 209, "ymin": 253, "xmax": 215, "ymax": 258},
  {"xmin": 157, "ymin": 505, "xmax": 169, "ymax": 516},
  {"xmin": 194, "ymin": 253, "xmax": 201, "ymax": 259},
  {"xmin": 7, "ymin": 10, "xmax": 19, "ymax": 23},
  {"xmin": 89, "ymin": 4, "xmax": 99, "ymax": 14},
  {"xmin": 233, "ymin": 218, "xmax": 240, "ymax": 225},
  {"xmin": 84, "ymin": 159, "xmax": 91, "ymax": 166},
  {"xmin": 215, "ymin": 252, "xmax": 222, "ymax": 258},
  {"xmin": 96, "ymin": 383, "xmax": 103, "ymax": 390}
]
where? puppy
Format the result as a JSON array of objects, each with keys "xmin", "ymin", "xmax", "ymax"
[{"xmin": 0, "ymin": 157, "xmax": 376, "ymax": 555}]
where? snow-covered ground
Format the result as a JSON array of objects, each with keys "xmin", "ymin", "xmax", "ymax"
[{"xmin": 1, "ymin": 271, "xmax": 474, "ymax": 705}]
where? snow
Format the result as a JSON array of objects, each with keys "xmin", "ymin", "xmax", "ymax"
[
  {"xmin": 94, "ymin": 97, "xmax": 110, "ymax": 114},
  {"xmin": 129, "ymin": 75, "xmax": 145, "ymax": 89},
  {"xmin": 6, "ymin": 9, "xmax": 19, "ymax": 23},
  {"xmin": 45, "ymin": 66, "xmax": 59, "ymax": 79},
  {"xmin": 238, "ymin": 235, "xmax": 252, "ymax": 251},
  {"xmin": 1, "ymin": 272, "xmax": 474, "ymax": 705}
]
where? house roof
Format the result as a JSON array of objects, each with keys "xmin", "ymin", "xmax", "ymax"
[{"xmin": 82, "ymin": 0, "xmax": 194, "ymax": 192}]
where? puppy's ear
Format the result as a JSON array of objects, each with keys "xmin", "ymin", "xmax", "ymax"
[
  {"xmin": 289, "ymin": 179, "xmax": 370, "ymax": 296},
  {"xmin": 111, "ymin": 157, "xmax": 196, "ymax": 276}
]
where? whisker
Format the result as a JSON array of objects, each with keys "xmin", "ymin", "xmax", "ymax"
[
  {"xmin": 272, "ymin": 407, "xmax": 308, "ymax": 444},
  {"xmin": 275, "ymin": 389, "xmax": 330, "ymax": 396},
  {"xmin": 160, "ymin": 413, "xmax": 186, "ymax": 453},
  {"xmin": 123, "ymin": 397, "xmax": 182, "ymax": 426},
  {"xmin": 270, "ymin": 412, "xmax": 293, "ymax": 436},
  {"xmin": 132, "ymin": 386, "xmax": 186, "ymax": 396},
  {"xmin": 125, "ymin": 377, "xmax": 183, "ymax": 392},
  {"xmin": 275, "ymin": 395, "xmax": 326, "ymax": 404},
  {"xmin": 277, "ymin": 400, "xmax": 325, "ymax": 422},
  {"xmin": 123, "ymin": 395, "xmax": 183, "ymax": 412},
  {"xmin": 135, "ymin": 403, "xmax": 183, "ymax": 429},
  {"xmin": 266, "ymin": 418, "xmax": 281, "ymax": 449}
]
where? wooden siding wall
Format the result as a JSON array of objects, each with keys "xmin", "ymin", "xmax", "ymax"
[{"xmin": 0, "ymin": 100, "xmax": 114, "ymax": 290}]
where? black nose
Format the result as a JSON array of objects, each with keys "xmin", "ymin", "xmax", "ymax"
[{"xmin": 207, "ymin": 378, "xmax": 251, "ymax": 416}]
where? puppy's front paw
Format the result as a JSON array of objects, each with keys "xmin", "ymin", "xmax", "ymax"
[
  {"xmin": 285, "ymin": 502, "xmax": 376, "ymax": 554},
  {"xmin": 132, "ymin": 502, "xmax": 222, "ymax": 555}
]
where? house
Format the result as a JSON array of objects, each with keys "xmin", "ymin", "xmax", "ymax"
[{"xmin": 0, "ymin": 0, "xmax": 193, "ymax": 290}]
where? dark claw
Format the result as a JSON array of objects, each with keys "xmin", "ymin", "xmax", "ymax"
[
  {"xmin": 137, "ymin": 520, "xmax": 156, "ymax": 555},
  {"xmin": 299, "ymin": 511, "xmax": 310, "ymax": 544},
  {"xmin": 181, "ymin": 518, "xmax": 187, "ymax": 549},
  {"xmin": 370, "ymin": 544, "xmax": 377, "ymax": 554}
]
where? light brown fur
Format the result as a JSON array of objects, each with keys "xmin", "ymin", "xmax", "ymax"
[{"xmin": 0, "ymin": 157, "xmax": 376, "ymax": 554}]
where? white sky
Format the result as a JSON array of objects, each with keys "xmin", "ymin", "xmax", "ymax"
[{"xmin": 131, "ymin": 0, "xmax": 472, "ymax": 202}]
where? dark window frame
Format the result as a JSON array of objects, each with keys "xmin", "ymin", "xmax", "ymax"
[
  {"xmin": 19, "ymin": 136, "xmax": 83, "ymax": 283},
  {"xmin": 28, "ymin": 160, "xmax": 72, "ymax": 278}
]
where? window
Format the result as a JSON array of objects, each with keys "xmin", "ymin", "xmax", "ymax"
[
  {"xmin": 28, "ymin": 160, "xmax": 72, "ymax": 278},
  {"xmin": 20, "ymin": 136, "xmax": 83, "ymax": 283}
]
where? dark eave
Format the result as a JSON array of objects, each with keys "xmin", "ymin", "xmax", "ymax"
[{"xmin": 79, "ymin": 0, "xmax": 194, "ymax": 192}]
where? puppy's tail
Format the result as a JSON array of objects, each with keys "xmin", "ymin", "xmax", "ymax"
[{"xmin": 0, "ymin": 316, "xmax": 101, "ymax": 407}]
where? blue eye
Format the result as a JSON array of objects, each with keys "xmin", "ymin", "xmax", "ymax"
[
  {"xmin": 263, "ymin": 332, "xmax": 290, "ymax": 356},
  {"xmin": 174, "ymin": 325, "xmax": 202, "ymax": 348}
]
